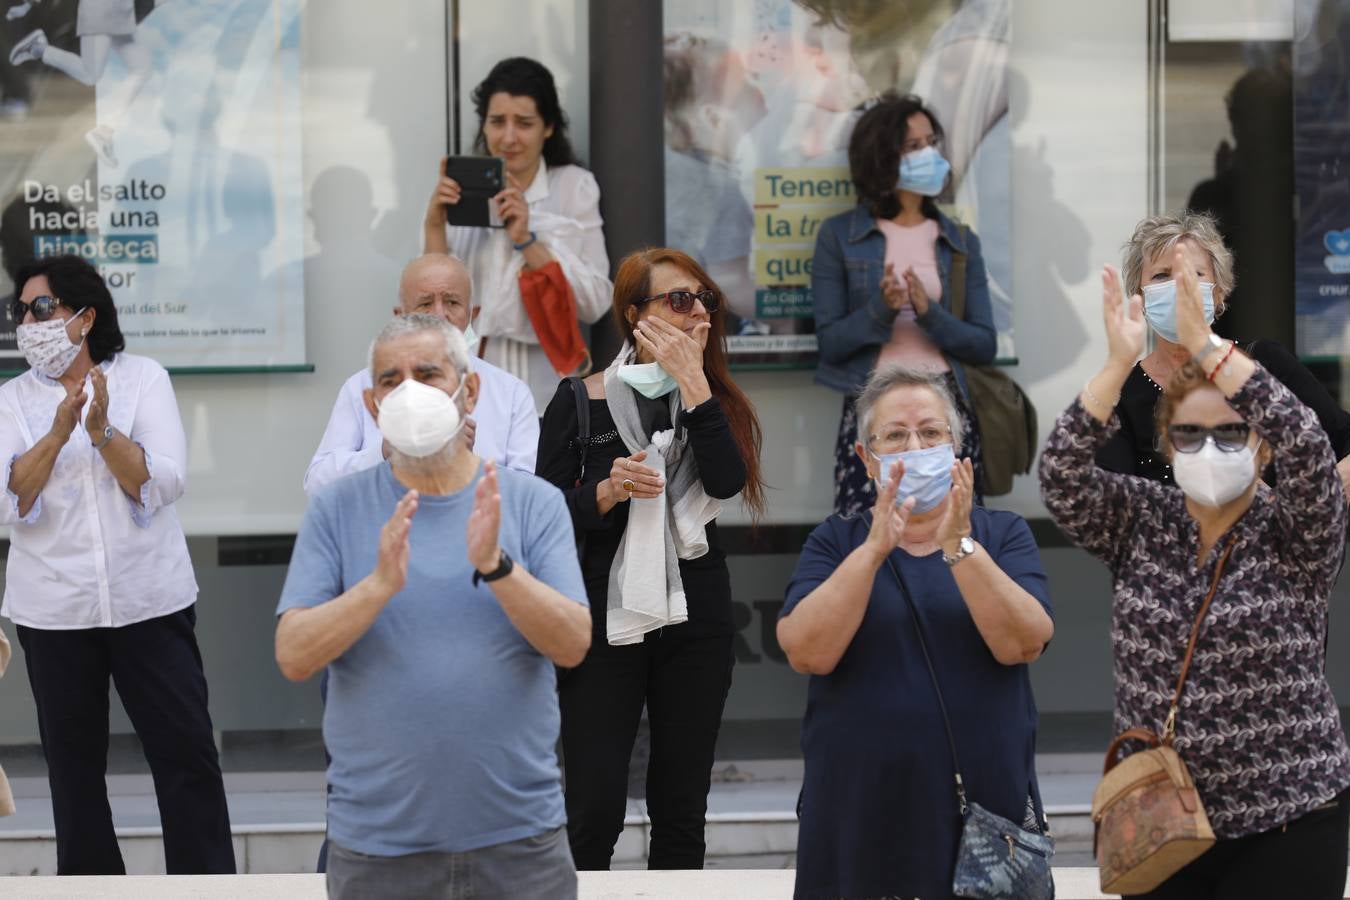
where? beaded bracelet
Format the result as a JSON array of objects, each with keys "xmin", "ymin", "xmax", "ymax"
[{"xmin": 1082, "ymin": 379, "xmax": 1118, "ymax": 412}]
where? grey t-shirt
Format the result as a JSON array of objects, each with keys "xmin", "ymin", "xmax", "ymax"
[{"xmin": 277, "ymin": 461, "xmax": 587, "ymax": 856}]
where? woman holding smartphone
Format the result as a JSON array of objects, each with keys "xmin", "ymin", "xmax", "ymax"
[{"xmin": 425, "ymin": 56, "xmax": 613, "ymax": 414}]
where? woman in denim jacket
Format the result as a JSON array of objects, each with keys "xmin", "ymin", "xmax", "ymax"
[{"xmin": 813, "ymin": 92, "xmax": 996, "ymax": 516}]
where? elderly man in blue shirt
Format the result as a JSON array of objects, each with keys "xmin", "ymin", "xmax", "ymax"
[
  {"xmin": 276, "ymin": 314, "xmax": 591, "ymax": 900},
  {"xmin": 304, "ymin": 253, "xmax": 538, "ymax": 496}
]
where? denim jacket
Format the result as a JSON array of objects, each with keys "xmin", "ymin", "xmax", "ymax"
[{"xmin": 812, "ymin": 204, "xmax": 997, "ymax": 398}]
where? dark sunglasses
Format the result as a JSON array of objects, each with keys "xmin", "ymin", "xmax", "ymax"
[
  {"xmin": 1168, "ymin": 423, "xmax": 1251, "ymax": 453},
  {"xmin": 10, "ymin": 294, "xmax": 64, "ymax": 324},
  {"xmin": 633, "ymin": 289, "xmax": 719, "ymax": 315}
]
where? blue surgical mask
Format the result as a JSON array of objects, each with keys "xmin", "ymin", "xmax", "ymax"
[
  {"xmin": 897, "ymin": 146, "xmax": 951, "ymax": 197},
  {"xmin": 462, "ymin": 322, "xmax": 480, "ymax": 353},
  {"xmin": 873, "ymin": 443, "xmax": 956, "ymax": 513},
  {"xmin": 617, "ymin": 361, "xmax": 678, "ymax": 399},
  {"xmin": 1141, "ymin": 280, "xmax": 1215, "ymax": 344}
]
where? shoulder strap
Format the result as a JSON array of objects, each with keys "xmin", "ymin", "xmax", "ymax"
[
  {"xmin": 949, "ymin": 224, "xmax": 969, "ymax": 321},
  {"xmin": 1164, "ymin": 535, "xmax": 1237, "ymax": 743},
  {"xmin": 869, "ymin": 513, "xmax": 968, "ymax": 814},
  {"xmin": 567, "ymin": 376, "xmax": 589, "ymax": 487}
]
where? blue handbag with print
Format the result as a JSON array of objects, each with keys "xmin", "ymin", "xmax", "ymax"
[{"xmin": 880, "ymin": 544, "xmax": 1055, "ymax": 900}]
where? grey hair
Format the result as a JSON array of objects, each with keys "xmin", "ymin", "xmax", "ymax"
[
  {"xmin": 1121, "ymin": 211, "xmax": 1235, "ymax": 314},
  {"xmin": 854, "ymin": 365, "xmax": 964, "ymax": 455},
  {"xmin": 368, "ymin": 313, "xmax": 470, "ymax": 380}
]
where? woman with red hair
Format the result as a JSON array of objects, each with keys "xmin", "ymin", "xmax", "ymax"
[{"xmin": 536, "ymin": 247, "xmax": 764, "ymax": 870}]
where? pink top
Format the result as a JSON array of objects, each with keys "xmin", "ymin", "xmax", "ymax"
[{"xmin": 874, "ymin": 218, "xmax": 949, "ymax": 373}]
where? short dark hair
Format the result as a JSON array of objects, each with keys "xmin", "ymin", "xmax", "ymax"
[
  {"xmin": 14, "ymin": 255, "xmax": 125, "ymax": 363},
  {"xmin": 471, "ymin": 57, "xmax": 579, "ymax": 168},
  {"xmin": 848, "ymin": 92, "xmax": 945, "ymax": 221}
]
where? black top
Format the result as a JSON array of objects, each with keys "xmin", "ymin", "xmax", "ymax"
[
  {"xmin": 536, "ymin": 381, "xmax": 747, "ymax": 638},
  {"xmin": 1096, "ymin": 341, "xmax": 1350, "ymax": 486}
]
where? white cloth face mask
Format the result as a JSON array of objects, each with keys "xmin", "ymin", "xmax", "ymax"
[
  {"xmin": 375, "ymin": 378, "xmax": 466, "ymax": 458},
  {"xmin": 17, "ymin": 308, "xmax": 88, "ymax": 379}
]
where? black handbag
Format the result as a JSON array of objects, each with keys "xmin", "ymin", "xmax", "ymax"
[{"xmin": 874, "ymin": 531, "xmax": 1055, "ymax": 900}]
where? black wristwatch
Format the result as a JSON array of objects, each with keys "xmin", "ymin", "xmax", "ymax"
[{"xmin": 472, "ymin": 549, "xmax": 514, "ymax": 587}]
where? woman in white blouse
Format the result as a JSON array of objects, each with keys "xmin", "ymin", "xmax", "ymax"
[
  {"xmin": 424, "ymin": 56, "xmax": 612, "ymax": 413},
  {"xmin": 0, "ymin": 255, "xmax": 233, "ymax": 875}
]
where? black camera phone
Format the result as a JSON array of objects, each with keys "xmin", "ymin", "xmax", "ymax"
[{"xmin": 443, "ymin": 156, "xmax": 504, "ymax": 228}]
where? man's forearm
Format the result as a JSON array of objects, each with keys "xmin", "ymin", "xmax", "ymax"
[
  {"xmin": 488, "ymin": 567, "xmax": 591, "ymax": 667},
  {"xmin": 275, "ymin": 575, "xmax": 396, "ymax": 681}
]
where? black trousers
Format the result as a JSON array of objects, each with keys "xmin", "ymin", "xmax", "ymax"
[
  {"xmin": 16, "ymin": 606, "xmax": 236, "ymax": 875},
  {"xmin": 559, "ymin": 627, "xmax": 734, "ymax": 870},
  {"xmin": 1126, "ymin": 786, "xmax": 1350, "ymax": 900}
]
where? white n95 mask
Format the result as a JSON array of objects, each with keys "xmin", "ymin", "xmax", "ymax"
[
  {"xmin": 1172, "ymin": 440, "xmax": 1258, "ymax": 508},
  {"xmin": 376, "ymin": 379, "xmax": 465, "ymax": 457}
]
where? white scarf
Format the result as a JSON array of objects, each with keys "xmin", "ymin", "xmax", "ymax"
[{"xmin": 603, "ymin": 345, "xmax": 720, "ymax": 644}]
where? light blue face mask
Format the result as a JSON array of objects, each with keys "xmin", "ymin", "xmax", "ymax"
[
  {"xmin": 873, "ymin": 443, "xmax": 956, "ymax": 513},
  {"xmin": 896, "ymin": 146, "xmax": 951, "ymax": 197},
  {"xmin": 617, "ymin": 361, "xmax": 678, "ymax": 399},
  {"xmin": 1141, "ymin": 279, "xmax": 1215, "ymax": 345},
  {"xmin": 462, "ymin": 322, "xmax": 480, "ymax": 353}
]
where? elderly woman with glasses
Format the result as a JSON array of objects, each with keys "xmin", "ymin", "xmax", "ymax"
[
  {"xmin": 1039, "ymin": 251, "xmax": 1350, "ymax": 899},
  {"xmin": 536, "ymin": 247, "xmax": 765, "ymax": 871},
  {"xmin": 777, "ymin": 364, "xmax": 1053, "ymax": 900}
]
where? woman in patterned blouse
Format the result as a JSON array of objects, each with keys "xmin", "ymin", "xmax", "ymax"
[{"xmin": 1040, "ymin": 247, "xmax": 1350, "ymax": 899}]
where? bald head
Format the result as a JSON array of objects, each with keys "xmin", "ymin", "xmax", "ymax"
[{"xmin": 395, "ymin": 254, "xmax": 473, "ymax": 331}]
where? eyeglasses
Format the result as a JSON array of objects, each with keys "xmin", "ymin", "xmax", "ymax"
[
  {"xmin": 901, "ymin": 134, "xmax": 943, "ymax": 154},
  {"xmin": 633, "ymin": 289, "xmax": 719, "ymax": 315},
  {"xmin": 1167, "ymin": 423, "xmax": 1251, "ymax": 454},
  {"xmin": 868, "ymin": 424, "xmax": 952, "ymax": 454},
  {"xmin": 10, "ymin": 294, "xmax": 64, "ymax": 324}
]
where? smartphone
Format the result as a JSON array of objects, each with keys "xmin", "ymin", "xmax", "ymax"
[{"xmin": 443, "ymin": 156, "xmax": 505, "ymax": 228}]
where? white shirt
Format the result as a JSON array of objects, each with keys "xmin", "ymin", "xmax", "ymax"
[
  {"xmin": 0, "ymin": 353, "xmax": 197, "ymax": 630},
  {"xmin": 303, "ymin": 356, "xmax": 539, "ymax": 497},
  {"xmin": 442, "ymin": 162, "xmax": 612, "ymax": 414}
]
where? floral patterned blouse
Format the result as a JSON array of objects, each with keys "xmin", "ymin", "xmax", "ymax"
[{"xmin": 1039, "ymin": 365, "xmax": 1350, "ymax": 838}]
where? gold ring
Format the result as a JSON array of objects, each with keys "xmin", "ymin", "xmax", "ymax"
[{"xmin": 621, "ymin": 479, "xmax": 636, "ymax": 493}]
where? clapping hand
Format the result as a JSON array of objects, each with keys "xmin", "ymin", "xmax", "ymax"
[
  {"xmin": 467, "ymin": 461, "xmax": 502, "ymax": 574},
  {"xmin": 373, "ymin": 490, "xmax": 417, "ymax": 597},
  {"xmin": 50, "ymin": 380, "xmax": 87, "ymax": 443},
  {"xmin": 84, "ymin": 367, "xmax": 110, "ymax": 440},
  {"xmin": 881, "ymin": 263, "xmax": 910, "ymax": 311},
  {"xmin": 6, "ymin": 3, "xmax": 31, "ymax": 21},
  {"xmin": 864, "ymin": 458, "xmax": 915, "ymax": 561},
  {"xmin": 935, "ymin": 458, "xmax": 975, "ymax": 556},
  {"xmin": 1101, "ymin": 264, "xmax": 1145, "ymax": 370},
  {"xmin": 1172, "ymin": 244, "xmax": 1212, "ymax": 357}
]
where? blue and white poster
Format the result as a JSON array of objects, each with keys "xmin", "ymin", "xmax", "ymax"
[
  {"xmin": 0, "ymin": 0, "xmax": 304, "ymax": 370},
  {"xmin": 1294, "ymin": 0, "xmax": 1350, "ymax": 358}
]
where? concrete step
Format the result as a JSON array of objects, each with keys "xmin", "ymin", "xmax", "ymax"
[{"xmin": 0, "ymin": 757, "xmax": 1101, "ymax": 875}]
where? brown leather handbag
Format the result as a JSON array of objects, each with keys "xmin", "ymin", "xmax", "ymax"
[{"xmin": 1091, "ymin": 537, "xmax": 1236, "ymax": 895}]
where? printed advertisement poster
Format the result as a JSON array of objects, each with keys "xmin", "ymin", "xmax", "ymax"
[
  {"xmin": 0, "ymin": 0, "xmax": 304, "ymax": 370},
  {"xmin": 663, "ymin": 0, "xmax": 1014, "ymax": 367},
  {"xmin": 1294, "ymin": 0, "xmax": 1350, "ymax": 358}
]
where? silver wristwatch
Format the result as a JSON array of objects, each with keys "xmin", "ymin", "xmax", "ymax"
[
  {"xmin": 943, "ymin": 536, "xmax": 977, "ymax": 567},
  {"xmin": 93, "ymin": 425, "xmax": 114, "ymax": 450},
  {"xmin": 1193, "ymin": 332, "xmax": 1227, "ymax": 365}
]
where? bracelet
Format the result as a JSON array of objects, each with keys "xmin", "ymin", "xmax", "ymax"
[
  {"xmin": 512, "ymin": 231, "xmax": 537, "ymax": 252},
  {"xmin": 1205, "ymin": 342, "xmax": 1236, "ymax": 381},
  {"xmin": 1082, "ymin": 379, "xmax": 1118, "ymax": 412}
]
